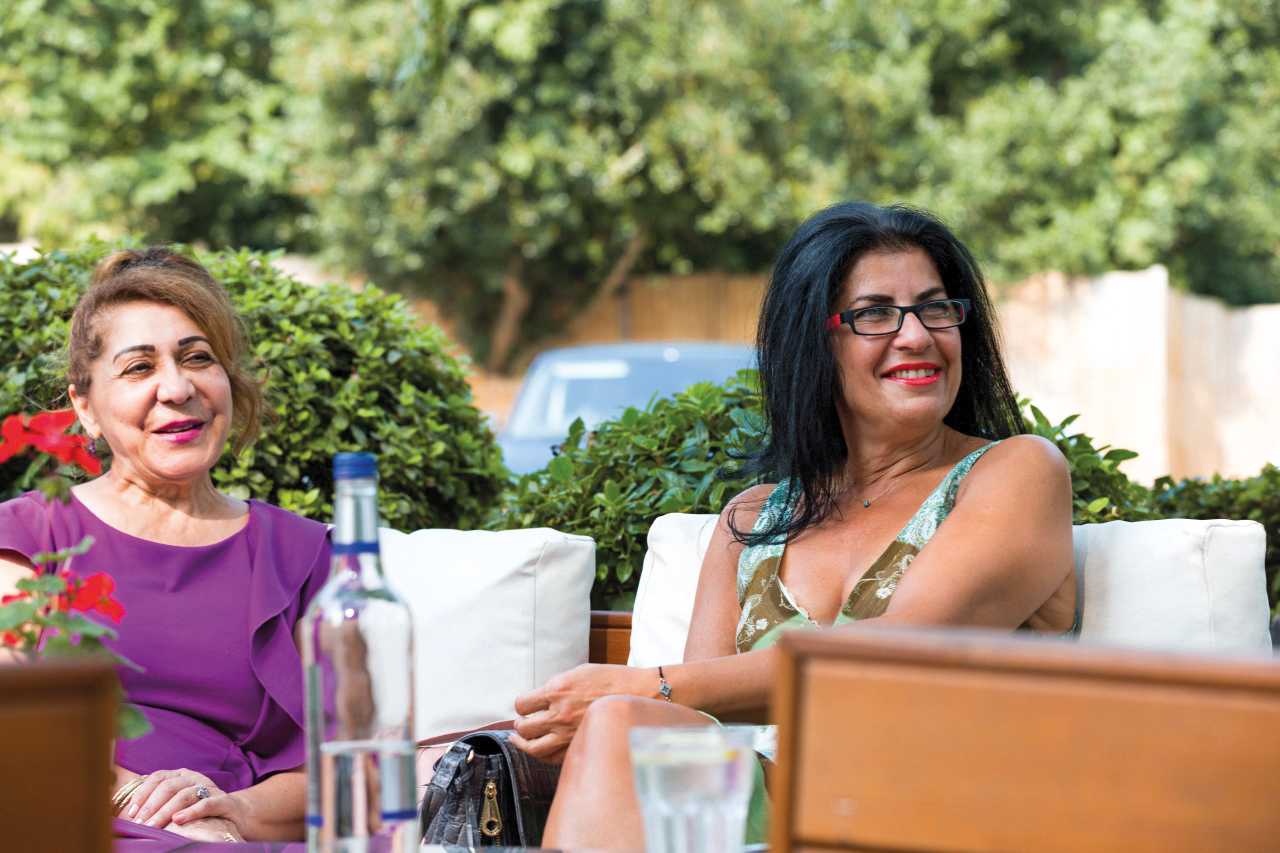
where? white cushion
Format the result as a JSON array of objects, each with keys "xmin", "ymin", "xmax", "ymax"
[
  {"xmin": 628, "ymin": 513, "xmax": 718, "ymax": 668},
  {"xmin": 379, "ymin": 527, "xmax": 594, "ymax": 739},
  {"xmin": 627, "ymin": 513, "xmax": 1271, "ymax": 666},
  {"xmin": 1075, "ymin": 519, "xmax": 1270, "ymax": 652}
]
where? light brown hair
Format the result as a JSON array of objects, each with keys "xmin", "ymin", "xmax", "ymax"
[{"xmin": 68, "ymin": 247, "xmax": 264, "ymax": 454}]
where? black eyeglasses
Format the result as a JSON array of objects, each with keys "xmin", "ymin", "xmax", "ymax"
[{"xmin": 825, "ymin": 298, "xmax": 972, "ymax": 336}]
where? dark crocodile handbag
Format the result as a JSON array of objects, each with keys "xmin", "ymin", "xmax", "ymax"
[{"xmin": 419, "ymin": 729, "xmax": 561, "ymax": 846}]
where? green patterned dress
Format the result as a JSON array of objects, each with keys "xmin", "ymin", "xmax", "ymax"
[
  {"xmin": 736, "ymin": 442, "xmax": 1001, "ymax": 654},
  {"xmin": 734, "ymin": 441, "xmax": 1001, "ymax": 842}
]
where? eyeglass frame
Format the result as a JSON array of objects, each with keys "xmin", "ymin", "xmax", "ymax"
[{"xmin": 824, "ymin": 298, "xmax": 973, "ymax": 336}]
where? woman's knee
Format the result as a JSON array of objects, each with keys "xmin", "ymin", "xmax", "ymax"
[{"xmin": 578, "ymin": 695, "xmax": 651, "ymax": 743}]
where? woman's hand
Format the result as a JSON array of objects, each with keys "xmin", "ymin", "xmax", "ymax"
[
  {"xmin": 166, "ymin": 816, "xmax": 244, "ymax": 843},
  {"xmin": 511, "ymin": 663, "xmax": 657, "ymax": 763},
  {"xmin": 124, "ymin": 768, "xmax": 239, "ymax": 833}
]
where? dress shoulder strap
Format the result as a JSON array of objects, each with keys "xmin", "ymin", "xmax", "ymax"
[
  {"xmin": 939, "ymin": 440, "xmax": 1002, "ymax": 506},
  {"xmin": 735, "ymin": 479, "xmax": 794, "ymax": 603},
  {"xmin": 898, "ymin": 440, "xmax": 1001, "ymax": 548}
]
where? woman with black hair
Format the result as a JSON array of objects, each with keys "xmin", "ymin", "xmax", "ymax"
[{"xmin": 512, "ymin": 202, "xmax": 1079, "ymax": 849}]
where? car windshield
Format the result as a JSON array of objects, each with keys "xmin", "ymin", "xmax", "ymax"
[{"xmin": 505, "ymin": 352, "xmax": 749, "ymax": 439}]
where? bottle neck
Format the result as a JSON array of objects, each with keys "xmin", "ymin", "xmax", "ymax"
[{"xmin": 332, "ymin": 476, "xmax": 380, "ymax": 564}]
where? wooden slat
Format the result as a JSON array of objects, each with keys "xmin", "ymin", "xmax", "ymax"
[
  {"xmin": 772, "ymin": 628, "xmax": 1280, "ymax": 853},
  {"xmin": 0, "ymin": 660, "xmax": 117, "ymax": 853},
  {"xmin": 589, "ymin": 609, "xmax": 633, "ymax": 665}
]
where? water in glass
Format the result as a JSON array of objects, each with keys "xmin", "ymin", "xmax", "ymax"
[{"xmin": 630, "ymin": 725, "xmax": 757, "ymax": 853}]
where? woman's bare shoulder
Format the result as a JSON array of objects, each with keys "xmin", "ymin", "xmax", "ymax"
[
  {"xmin": 956, "ymin": 434, "xmax": 1071, "ymax": 509},
  {"xmin": 717, "ymin": 482, "xmax": 777, "ymax": 531},
  {"xmin": 984, "ymin": 434, "xmax": 1069, "ymax": 474}
]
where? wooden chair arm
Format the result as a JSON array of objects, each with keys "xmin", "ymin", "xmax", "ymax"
[{"xmin": 589, "ymin": 610, "xmax": 633, "ymax": 665}]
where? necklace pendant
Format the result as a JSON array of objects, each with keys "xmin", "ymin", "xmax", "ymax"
[{"xmin": 862, "ymin": 498, "xmax": 871, "ymax": 508}]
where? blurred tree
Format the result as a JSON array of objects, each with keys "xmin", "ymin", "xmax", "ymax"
[
  {"xmin": 283, "ymin": 0, "xmax": 1279, "ymax": 369},
  {"xmin": 4, "ymin": 0, "xmax": 1276, "ymax": 353},
  {"xmin": 887, "ymin": 0, "xmax": 1280, "ymax": 305},
  {"xmin": 0, "ymin": 0, "xmax": 306, "ymax": 249},
  {"xmin": 280, "ymin": 0, "xmax": 840, "ymax": 370}
]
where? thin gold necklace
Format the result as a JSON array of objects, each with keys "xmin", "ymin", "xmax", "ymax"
[{"xmin": 858, "ymin": 475, "xmax": 907, "ymax": 509}]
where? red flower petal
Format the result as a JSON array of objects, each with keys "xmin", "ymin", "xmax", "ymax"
[
  {"xmin": 70, "ymin": 443, "xmax": 102, "ymax": 476},
  {"xmin": 0, "ymin": 414, "xmax": 30, "ymax": 460},
  {"xmin": 2, "ymin": 631, "xmax": 23, "ymax": 648},
  {"xmin": 0, "ymin": 591, "xmax": 31, "ymax": 605},
  {"xmin": 97, "ymin": 598, "xmax": 125, "ymax": 623},
  {"xmin": 30, "ymin": 432, "xmax": 78, "ymax": 463},
  {"xmin": 28, "ymin": 409, "xmax": 77, "ymax": 436}
]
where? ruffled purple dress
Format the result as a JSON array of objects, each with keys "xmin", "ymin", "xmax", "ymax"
[{"xmin": 0, "ymin": 491, "xmax": 331, "ymax": 794}]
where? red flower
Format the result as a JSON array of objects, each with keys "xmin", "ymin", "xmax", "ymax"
[
  {"xmin": 0, "ymin": 414, "xmax": 29, "ymax": 464},
  {"xmin": 1, "ymin": 590, "xmax": 30, "ymax": 605},
  {"xmin": 68, "ymin": 572, "xmax": 126, "ymax": 623},
  {"xmin": 0, "ymin": 410, "xmax": 100, "ymax": 475},
  {"xmin": 1, "ymin": 631, "xmax": 22, "ymax": 648}
]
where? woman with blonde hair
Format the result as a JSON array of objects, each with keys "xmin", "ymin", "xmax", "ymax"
[{"xmin": 0, "ymin": 248, "xmax": 326, "ymax": 842}]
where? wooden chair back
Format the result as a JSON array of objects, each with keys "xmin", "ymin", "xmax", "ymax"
[
  {"xmin": 0, "ymin": 660, "xmax": 117, "ymax": 853},
  {"xmin": 590, "ymin": 609, "xmax": 632, "ymax": 665},
  {"xmin": 770, "ymin": 628, "xmax": 1280, "ymax": 853}
]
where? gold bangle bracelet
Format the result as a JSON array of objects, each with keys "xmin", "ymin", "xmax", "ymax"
[{"xmin": 111, "ymin": 777, "xmax": 146, "ymax": 815}]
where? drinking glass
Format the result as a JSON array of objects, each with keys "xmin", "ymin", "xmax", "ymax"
[{"xmin": 629, "ymin": 725, "xmax": 757, "ymax": 853}]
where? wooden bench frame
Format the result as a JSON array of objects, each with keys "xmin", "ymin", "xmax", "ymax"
[
  {"xmin": 769, "ymin": 627, "xmax": 1280, "ymax": 852},
  {"xmin": 589, "ymin": 609, "xmax": 633, "ymax": 665},
  {"xmin": 0, "ymin": 659, "xmax": 117, "ymax": 853}
]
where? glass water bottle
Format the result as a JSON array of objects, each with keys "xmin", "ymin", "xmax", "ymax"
[{"xmin": 301, "ymin": 452, "xmax": 416, "ymax": 852}]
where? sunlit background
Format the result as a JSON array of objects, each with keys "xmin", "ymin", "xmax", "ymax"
[{"xmin": 2, "ymin": 0, "xmax": 1276, "ymax": 481}]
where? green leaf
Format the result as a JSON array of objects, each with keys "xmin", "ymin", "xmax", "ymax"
[
  {"xmin": 547, "ymin": 455, "xmax": 574, "ymax": 484},
  {"xmin": 0, "ymin": 601, "xmax": 37, "ymax": 630},
  {"xmin": 118, "ymin": 703, "xmax": 152, "ymax": 741},
  {"xmin": 1086, "ymin": 497, "xmax": 1110, "ymax": 513},
  {"xmin": 18, "ymin": 574, "xmax": 67, "ymax": 595}
]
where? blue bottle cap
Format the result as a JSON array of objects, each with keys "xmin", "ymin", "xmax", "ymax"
[{"xmin": 333, "ymin": 452, "xmax": 378, "ymax": 480}]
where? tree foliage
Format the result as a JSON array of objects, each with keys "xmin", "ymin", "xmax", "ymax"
[
  {"xmin": 0, "ymin": 0, "xmax": 304, "ymax": 249},
  {"xmin": 5, "ymin": 0, "xmax": 1278, "ymax": 364}
]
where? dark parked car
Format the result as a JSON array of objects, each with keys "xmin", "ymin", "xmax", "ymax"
[{"xmin": 498, "ymin": 342, "xmax": 756, "ymax": 474}]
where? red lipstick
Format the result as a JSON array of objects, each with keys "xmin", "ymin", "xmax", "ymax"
[{"xmin": 882, "ymin": 362, "xmax": 942, "ymax": 386}]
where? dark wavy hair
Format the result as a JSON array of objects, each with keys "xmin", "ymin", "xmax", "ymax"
[{"xmin": 731, "ymin": 202, "xmax": 1024, "ymax": 545}]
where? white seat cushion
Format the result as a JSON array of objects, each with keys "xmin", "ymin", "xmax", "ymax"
[
  {"xmin": 627, "ymin": 513, "xmax": 1271, "ymax": 667},
  {"xmin": 628, "ymin": 513, "xmax": 718, "ymax": 668},
  {"xmin": 1075, "ymin": 519, "xmax": 1270, "ymax": 652},
  {"xmin": 379, "ymin": 527, "xmax": 594, "ymax": 739}
]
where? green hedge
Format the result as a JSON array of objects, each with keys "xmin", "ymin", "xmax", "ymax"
[
  {"xmin": 0, "ymin": 243, "xmax": 505, "ymax": 530},
  {"xmin": 499, "ymin": 374, "xmax": 1278, "ymax": 613},
  {"xmin": 497, "ymin": 373, "xmax": 763, "ymax": 609}
]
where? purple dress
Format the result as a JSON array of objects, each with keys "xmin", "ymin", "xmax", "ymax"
[{"xmin": 0, "ymin": 491, "xmax": 331, "ymax": 794}]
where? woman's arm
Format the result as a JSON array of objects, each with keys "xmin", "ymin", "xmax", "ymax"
[
  {"xmin": 512, "ymin": 487, "xmax": 778, "ymax": 759},
  {"xmin": 871, "ymin": 434, "xmax": 1075, "ymax": 629}
]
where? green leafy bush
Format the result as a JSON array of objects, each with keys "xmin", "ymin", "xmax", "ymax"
[
  {"xmin": 0, "ymin": 243, "xmax": 505, "ymax": 530},
  {"xmin": 497, "ymin": 373, "xmax": 1159, "ymax": 608},
  {"xmin": 1021, "ymin": 402, "xmax": 1155, "ymax": 525},
  {"xmin": 496, "ymin": 372, "xmax": 763, "ymax": 609}
]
